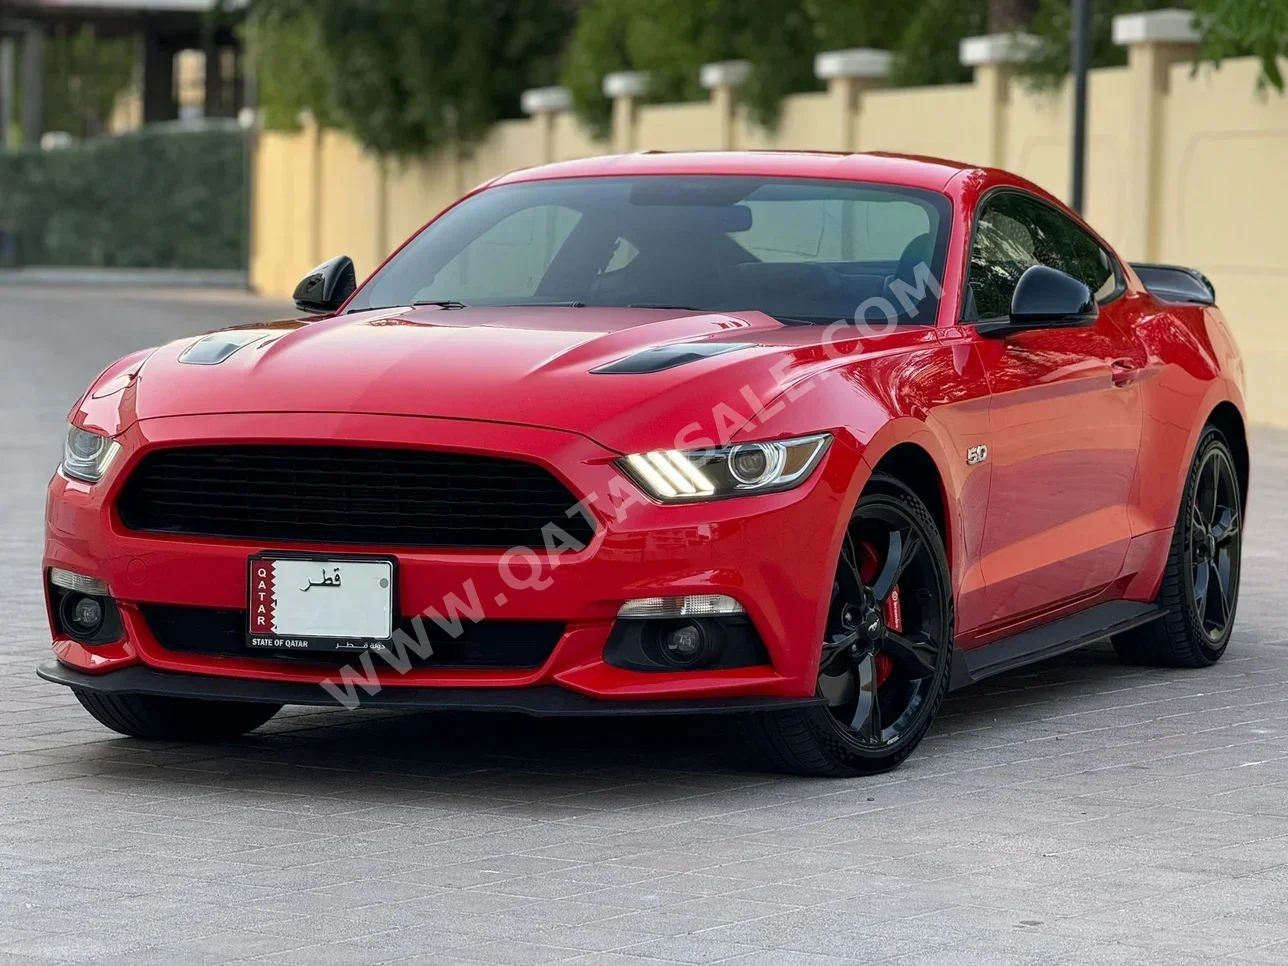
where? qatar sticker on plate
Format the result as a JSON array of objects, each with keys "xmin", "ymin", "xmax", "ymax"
[{"xmin": 246, "ymin": 554, "xmax": 395, "ymax": 652}]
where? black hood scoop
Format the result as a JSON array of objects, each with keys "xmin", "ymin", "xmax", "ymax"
[{"xmin": 592, "ymin": 342, "xmax": 753, "ymax": 374}]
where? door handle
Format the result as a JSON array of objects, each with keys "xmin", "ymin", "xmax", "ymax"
[{"xmin": 1111, "ymin": 359, "xmax": 1139, "ymax": 387}]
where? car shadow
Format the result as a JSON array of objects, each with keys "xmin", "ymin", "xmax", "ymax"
[{"xmin": 81, "ymin": 641, "xmax": 1196, "ymax": 799}]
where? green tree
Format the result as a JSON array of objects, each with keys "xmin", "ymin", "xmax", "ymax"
[
  {"xmin": 1193, "ymin": 0, "xmax": 1288, "ymax": 89},
  {"xmin": 564, "ymin": 0, "xmax": 814, "ymax": 137},
  {"xmin": 250, "ymin": 0, "xmax": 573, "ymax": 155},
  {"xmin": 1022, "ymin": 0, "xmax": 1159, "ymax": 88},
  {"xmin": 890, "ymin": 0, "xmax": 989, "ymax": 87},
  {"xmin": 41, "ymin": 25, "xmax": 137, "ymax": 139},
  {"xmin": 1024, "ymin": 0, "xmax": 1287, "ymax": 93},
  {"xmin": 243, "ymin": 6, "xmax": 339, "ymax": 131},
  {"xmin": 564, "ymin": 0, "xmax": 964, "ymax": 137},
  {"xmin": 989, "ymin": 0, "xmax": 1039, "ymax": 31},
  {"xmin": 563, "ymin": 0, "xmax": 634, "ymax": 138}
]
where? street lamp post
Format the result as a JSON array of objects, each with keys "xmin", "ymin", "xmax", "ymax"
[{"xmin": 1070, "ymin": 0, "xmax": 1091, "ymax": 213}]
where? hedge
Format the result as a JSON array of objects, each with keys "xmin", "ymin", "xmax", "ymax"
[{"xmin": 0, "ymin": 123, "xmax": 249, "ymax": 270}]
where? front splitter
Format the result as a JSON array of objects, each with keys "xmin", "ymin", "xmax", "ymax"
[{"xmin": 37, "ymin": 661, "xmax": 823, "ymax": 717}]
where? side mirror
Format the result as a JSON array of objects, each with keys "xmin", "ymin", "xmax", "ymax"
[
  {"xmin": 293, "ymin": 255, "xmax": 356, "ymax": 314},
  {"xmin": 978, "ymin": 264, "xmax": 1098, "ymax": 338}
]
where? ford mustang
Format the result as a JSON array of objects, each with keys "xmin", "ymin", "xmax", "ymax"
[{"xmin": 38, "ymin": 151, "xmax": 1247, "ymax": 776}]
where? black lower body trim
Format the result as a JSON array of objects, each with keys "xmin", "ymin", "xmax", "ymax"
[
  {"xmin": 951, "ymin": 600, "xmax": 1165, "ymax": 690},
  {"xmin": 36, "ymin": 662, "xmax": 822, "ymax": 717}
]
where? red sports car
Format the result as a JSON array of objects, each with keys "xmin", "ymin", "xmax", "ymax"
[{"xmin": 39, "ymin": 152, "xmax": 1247, "ymax": 776}]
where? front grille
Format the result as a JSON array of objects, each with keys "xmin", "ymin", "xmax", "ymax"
[
  {"xmin": 141, "ymin": 604, "xmax": 564, "ymax": 668},
  {"xmin": 117, "ymin": 445, "xmax": 595, "ymax": 549}
]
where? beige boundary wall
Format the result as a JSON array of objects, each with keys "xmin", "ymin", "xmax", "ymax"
[{"xmin": 250, "ymin": 15, "xmax": 1288, "ymax": 427}]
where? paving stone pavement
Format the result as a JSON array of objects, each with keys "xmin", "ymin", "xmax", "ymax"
[{"xmin": 2, "ymin": 286, "xmax": 1287, "ymax": 966}]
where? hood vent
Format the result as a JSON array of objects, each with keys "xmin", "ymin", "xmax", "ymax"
[
  {"xmin": 593, "ymin": 342, "xmax": 752, "ymax": 375},
  {"xmin": 179, "ymin": 331, "xmax": 273, "ymax": 366}
]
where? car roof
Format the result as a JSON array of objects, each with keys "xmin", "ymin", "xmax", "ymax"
[{"xmin": 491, "ymin": 151, "xmax": 980, "ymax": 193}]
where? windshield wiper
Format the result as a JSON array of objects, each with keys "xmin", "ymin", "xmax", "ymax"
[
  {"xmin": 628, "ymin": 302, "xmax": 710, "ymax": 312},
  {"xmin": 412, "ymin": 299, "xmax": 469, "ymax": 309}
]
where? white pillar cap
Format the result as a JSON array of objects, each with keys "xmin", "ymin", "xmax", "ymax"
[
  {"xmin": 1112, "ymin": 9, "xmax": 1200, "ymax": 45},
  {"xmin": 603, "ymin": 70, "xmax": 649, "ymax": 98},
  {"xmin": 699, "ymin": 60, "xmax": 751, "ymax": 90},
  {"xmin": 960, "ymin": 33, "xmax": 1041, "ymax": 67},
  {"xmin": 814, "ymin": 48, "xmax": 893, "ymax": 80},
  {"xmin": 520, "ymin": 86, "xmax": 572, "ymax": 115}
]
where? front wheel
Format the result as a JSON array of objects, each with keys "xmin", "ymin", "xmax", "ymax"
[
  {"xmin": 73, "ymin": 690, "xmax": 281, "ymax": 741},
  {"xmin": 741, "ymin": 473, "xmax": 954, "ymax": 776}
]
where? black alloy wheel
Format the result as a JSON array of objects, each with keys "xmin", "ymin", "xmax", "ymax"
[
  {"xmin": 1114, "ymin": 426, "xmax": 1243, "ymax": 668},
  {"xmin": 1189, "ymin": 444, "xmax": 1241, "ymax": 644},
  {"xmin": 741, "ymin": 473, "xmax": 953, "ymax": 776}
]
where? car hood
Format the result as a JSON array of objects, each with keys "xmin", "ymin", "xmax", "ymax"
[{"xmin": 91, "ymin": 305, "xmax": 829, "ymax": 453}]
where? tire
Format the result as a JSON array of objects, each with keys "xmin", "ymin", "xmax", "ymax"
[
  {"xmin": 1114, "ymin": 426, "xmax": 1243, "ymax": 668},
  {"xmin": 72, "ymin": 690, "xmax": 282, "ymax": 741},
  {"xmin": 740, "ymin": 473, "xmax": 954, "ymax": 777}
]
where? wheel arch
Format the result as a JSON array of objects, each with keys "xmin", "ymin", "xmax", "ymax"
[
  {"xmin": 858, "ymin": 429, "xmax": 956, "ymax": 576},
  {"xmin": 1206, "ymin": 400, "xmax": 1249, "ymax": 511},
  {"xmin": 868, "ymin": 444, "xmax": 949, "ymax": 556}
]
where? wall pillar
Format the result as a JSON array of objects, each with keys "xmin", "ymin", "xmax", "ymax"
[
  {"xmin": 960, "ymin": 33, "xmax": 1039, "ymax": 168},
  {"xmin": 814, "ymin": 49, "xmax": 892, "ymax": 152},
  {"xmin": 521, "ymin": 86, "xmax": 572, "ymax": 164},
  {"xmin": 699, "ymin": 60, "xmax": 750, "ymax": 150},
  {"xmin": 1114, "ymin": 9, "xmax": 1199, "ymax": 261},
  {"xmin": 603, "ymin": 70, "xmax": 648, "ymax": 153}
]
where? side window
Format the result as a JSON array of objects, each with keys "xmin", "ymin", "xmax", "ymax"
[
  {"xmin": 415, "ymin": 205, "xmax": 581, "ymax": 302},
  {"xmin": 1063, "ymin": 222, "xmax": 1119, "ymax": 302},
  {"xmin": 966, "ymin": 193, "xmax": 1119, "ymax": 321}
]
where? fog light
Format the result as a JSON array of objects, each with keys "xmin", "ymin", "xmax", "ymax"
[
  {"xmin": 67, "ymin": 595, "xmax": 104, "ymax": 635},
  {"xmin": 659, "ymin": 621, "xmax": 708, "ymax": 667},
  {"xmin": 663, "ymin": 622, "xmax": 704, "ymax": 661}
]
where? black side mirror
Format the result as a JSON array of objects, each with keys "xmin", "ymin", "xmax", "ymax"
[
  {"xmin": 978, "ymin": 264, "xmax": 1098, "ymax": 338},
  {"xmin": 293, "ymin": 255, "xmax": 356, "ymax": 314}
]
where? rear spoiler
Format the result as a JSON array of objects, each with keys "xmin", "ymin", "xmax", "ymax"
[{"xmin": 1130, "ymin": 263, "xmax": 1216, "ymax": 305}]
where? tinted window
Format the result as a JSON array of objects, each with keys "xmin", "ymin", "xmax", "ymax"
[
  {"xmin": 967, "ymin": 192, "xmax": 1118, "ymax": 321},
  {"xmin": 351, "ymin": 177, "xmax": 953, "ymax": 326},
  {"xmin": 420, "ymin": 205, "xmax": 582, "ymax": 302}
]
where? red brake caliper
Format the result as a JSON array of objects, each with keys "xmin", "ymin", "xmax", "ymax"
[{"xmin": 857, "ymin": 541, "xmax": 900, "ymax": 687}]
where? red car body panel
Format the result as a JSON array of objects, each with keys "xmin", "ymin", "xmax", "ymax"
[{"xmin": 45, "ymin": 152, "xmax": 1247, "ymax": 702}]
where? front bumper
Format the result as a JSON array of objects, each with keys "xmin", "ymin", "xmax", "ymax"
[{"xmin": 43, "ymin": 412, "xmax": 857, "ymax": 705}]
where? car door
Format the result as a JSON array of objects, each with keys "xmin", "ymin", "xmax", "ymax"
[{"xmin": 965, "ymin": 190, "xmax": 1145, "ymax": 632}]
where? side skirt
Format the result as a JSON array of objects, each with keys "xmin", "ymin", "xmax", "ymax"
[{"xmin": 948, "ymin": 600, "xmax": 1166, "ymax": 691}]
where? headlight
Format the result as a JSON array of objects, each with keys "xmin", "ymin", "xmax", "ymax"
[
  {"xmin": 619, "ymin": 433, "xmax": 831, "ymax": 502},
  {"xmin": 61, "ymin": 425, "xmax": 121, "ymax": 483}
]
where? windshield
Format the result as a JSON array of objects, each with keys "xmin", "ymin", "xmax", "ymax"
[{"xmin": 350, "ymin": 176, "xmax": 953, "ymax": 326}]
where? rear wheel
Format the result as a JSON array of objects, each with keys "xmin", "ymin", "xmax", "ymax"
[
  {"xmin": 73, "ymin": 690, "xmax": 281, "ymax": 741},
  {"xmin": 741, "ymin": 473, "xmax": 953, "ymax": 776},
  {"xmin": 1114, "ymin": 427, "xmax": 1242, "ymax": 667}
]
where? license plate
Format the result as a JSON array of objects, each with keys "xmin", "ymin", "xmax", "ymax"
[{"xmin": 247, "ymin": 554, "xmax": 395, "ymax": 652}]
